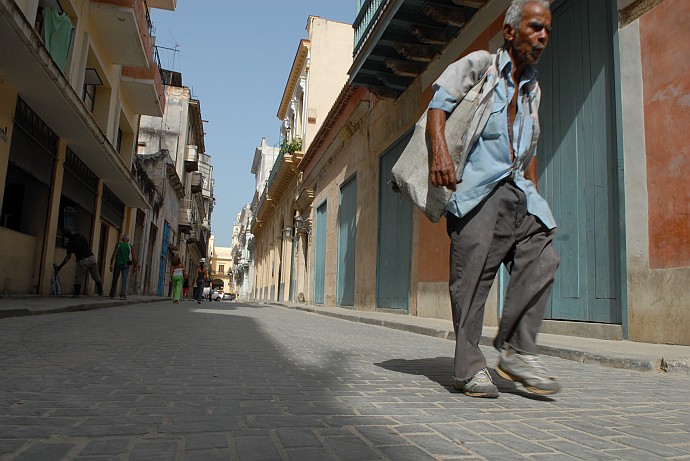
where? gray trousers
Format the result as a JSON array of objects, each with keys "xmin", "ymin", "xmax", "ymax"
[
  {"xmin": 75, "ymin": 255, "xmax": 102, "ymax": 286},
  {"xmin": 446, "ymin": 180, "xmax": 560, "ymax": 381}
]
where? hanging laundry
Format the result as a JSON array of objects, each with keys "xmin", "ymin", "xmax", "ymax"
[{"xmin": 43, "ymin": 7, "xmax": 73, "ymax": 71}]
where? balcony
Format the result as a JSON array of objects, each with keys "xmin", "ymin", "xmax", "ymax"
[
  {"xmin": 121, "ymin": 46, "xmax": 166, "ymax": 117},
  {"xmin": 89, "ymin": 0, "xmax": 152, "ymax": 68},
  {"xmin": 186, "ymin": 229, "xmax": 199, "ymax": 243},
  {"xmin": 179, "ymin": 199, "xmax": 193, "ymax": 233},
  {"xmin": 146, "ymin": 0, "xmax": 176, "ymax": 10},
  {"xmin": 184, "ymin": 145, "xmax": 199, "ymax": 172},
  {"xmin": 349, "ymin": 0, "xmax": 488, "ymax": 97},
  {"xmin": 190, "ymin": 172, "xmax": 203, "ymax": 194},
  {"xmin": 0, "ymin": 0, "xmax": 150, "ymax": 208}
]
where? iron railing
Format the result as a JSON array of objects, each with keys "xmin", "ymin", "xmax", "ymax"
[{"xmin": 353, "ymin": 0, "xmax": 390, "ymax": 56}]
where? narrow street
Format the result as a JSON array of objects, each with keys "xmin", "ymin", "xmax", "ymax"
[{"xmin": 0, "ymin": 301, "xmax": 688, "ymax": 461}]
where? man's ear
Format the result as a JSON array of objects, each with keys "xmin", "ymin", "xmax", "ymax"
[{"xmin": 503, "ymin": 23, "xmax": 515, "ymax": 44}]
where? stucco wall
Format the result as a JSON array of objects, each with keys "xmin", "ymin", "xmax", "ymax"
[
  {"xmin": 639, "ymin": 0, "xmax": 690, "ymax": 269},
  {"xmin": 306, "ymin": 18, "xmax": 354, "ymax": 149},
  {"xmin": 619, "ymin": 0, "xmax": 690, "ymax": 345},
  {"xmin": 0, "ymin": 227, "xmax": 37, "ymax": 293}
]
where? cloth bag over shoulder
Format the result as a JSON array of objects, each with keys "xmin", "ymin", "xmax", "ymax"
[{"xmin": 391, "ymin": 72, "xmax": 489, "ymax": 223}]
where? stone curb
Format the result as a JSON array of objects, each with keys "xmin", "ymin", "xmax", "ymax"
[
  {"xmin": 271, "ymin": 302, "xmax": 689, "ymax": 375},
  {"xmin": 0, "ymin": 297, "xmax": 169, "ymax": 319}
]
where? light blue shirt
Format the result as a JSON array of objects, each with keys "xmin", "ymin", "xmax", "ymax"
[{"xmin": 429, "ymin": 51, "xmax": 556, "ymax": 229}]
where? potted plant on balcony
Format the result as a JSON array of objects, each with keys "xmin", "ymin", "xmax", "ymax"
[{"xmin": 280, "ymin": 137, "xmax": 302, "ymax": 155}]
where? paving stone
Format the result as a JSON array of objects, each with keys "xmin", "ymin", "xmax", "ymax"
[
  {"xmin": 353, "ymin": 425, "xmax": 405, "ymax": 446},
  {"xmin": 462, "ymin": 441, "xmax": 532, "ymax": 460},
  {"xmin": 183, "ymin": 449, "xmax": 232, "ymax": 461},
  {"xmin": 376, "ymin": 444, "xmax": 439, "ymax": 461},
  {"xmin": 12, "ymin": 443, "xmax": 75, "ymax": 461},
  {"xmin": 128, "ymin": 440, "xmax": 178, "ymax": 461},
  {"xmin": 405, "ymin": 433, "xmax": 471, "ymax": 457},
  {"xmin": 285, "ymin": 447, "xmax": 336, "ymax": 461},
  {"xmin": 0, "ymin": 439, "xmax": 26, "ymax": 456},
  {"xmin": 274, "ymin": 427, "xmax": 322, "ymax": 449},
  {"xmin": 322, "ymin": 436, "xmax": 382, "ymax": 460},
  {"xmin": 185, "ymin": 433, "xmax": 229, "ymax": 450},
  {"xmin": 0, "ymin": 302, "xmax": 688, "ymax": 461},
  {"xmin": 615, "ymin": 434, "xmax": 690, "ymax": 458},
  {"xmin": 78, "ymin": 438, "xmax": 131, "ymax": 455},
  {"xmin": 234, "ymin": 435, "xmax": 282, "ymax": 461}
]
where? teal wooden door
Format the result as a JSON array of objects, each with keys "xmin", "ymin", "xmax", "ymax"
[
  {"xmin": 313, "ymin": 201, "xmax": 327, "ymax": 304},
  {"xmin": 537, "ymin": 0, "xmax": 620, "ymax": 323},
  {"xmin": 337, "ymin": 176, "xmax": 357, "ymax": 307},
  {"xmin": 377, "ymin": 134, "xmax": 413, "ymax": 310}
]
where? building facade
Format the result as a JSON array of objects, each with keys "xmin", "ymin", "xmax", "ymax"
[
  {"xmin": 0, "ymin": 0, "xmax": 174, "ymax": 296},
  {"xmin": 251, "ymin": 0, "xmax": 690, "ymax": 346},
  {"xmin": 135, "ymin": 75, "xmax": 214, "ymax": 296},
  {"xmin": 251, "ymin": 16, "xmax": 353, "ymax": 304},
  {"xmin": 230, "ymin": 204, "xmax": 253, "ymax": 300},
  {"xmin": 209, "ymin": 242, "xmax": 232, "ymax": 295}
]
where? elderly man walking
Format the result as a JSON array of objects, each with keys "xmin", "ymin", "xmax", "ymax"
[{"xmin": 427, "ymin": 0, "xmax": 559, "ymax": 398}]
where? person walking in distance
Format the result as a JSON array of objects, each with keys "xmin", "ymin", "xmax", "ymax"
[
  {"xmin": 193, "ymin": 262, "xmax": 208, "ymax": 304},
  {"xmin": 55, "ymin": 228, "xmax": 104, "ymax": 298},
  {"xmin": 182, "ymin": 274, "xmax": 190, "ymax": 300},
  {"xmin": 109, "ymin": 235, "xmax": 136, "ymax": 300},
  {"xmin": 170, "ymin": 255, "xmax": 185, "ymax": 304},
  {"xmin": 427, "ymin": 0, "xmax": 559, "ymax": 397}
]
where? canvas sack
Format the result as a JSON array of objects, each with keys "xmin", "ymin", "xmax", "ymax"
[{"xmin": 391, "ymin": 75, "xmax": 488, "ymax": 223}]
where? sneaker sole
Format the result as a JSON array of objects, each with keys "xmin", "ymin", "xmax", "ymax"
[
  {"xmin": 495, "ymin": 366, "xmax": 560, "ymax": 395},
  {"xmin": 452, "ymin": 381, "xmax": 499, "ymax": 398}
]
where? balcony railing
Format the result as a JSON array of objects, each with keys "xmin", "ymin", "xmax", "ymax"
[
  {"xmin": 353, "ymin": 0, "xmax": 389, "ymax": 56},
  {"xmin": 184, "ymin": 144, "xmax": 199, "ymax": 172},
  {"xmin": 190, "ymin": 172, "xmax": 203, "ymax": 194},
  {"xmin": 265, "ymin": 150, "xmax": 285, "ymax": 194}
]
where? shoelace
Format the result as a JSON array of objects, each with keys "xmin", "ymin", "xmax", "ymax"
[
  {"xmin": 522, "ymin": 355, "xmax": 553, "ymax": 378},
  {"xmin": 475, "ymin": 368, "xmax": 493, "ymax": 382}
]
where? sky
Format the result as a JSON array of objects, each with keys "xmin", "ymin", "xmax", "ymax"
[{"xmin": 150, "ymin": 1, "xmax": 358, "ymax": 247}]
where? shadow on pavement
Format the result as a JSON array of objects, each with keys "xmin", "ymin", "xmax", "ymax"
[
  {"xmin": 375, "ymin": 357, "xmax": 555, "ymax": 401},
  {"xmin": 0, "ymin": 302, "xmax": 444, "ymax": 460}
]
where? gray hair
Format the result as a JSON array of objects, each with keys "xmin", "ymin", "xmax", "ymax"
[{"xmin": 504, "ymin": 0, "xmax": 550, "ymax": 29}]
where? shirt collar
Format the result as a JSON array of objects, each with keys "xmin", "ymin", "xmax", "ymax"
[{"xmin": 499, "ymin": 48, "xmax": 538, "ymax": 87}]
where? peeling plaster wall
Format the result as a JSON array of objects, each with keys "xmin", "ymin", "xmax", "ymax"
[{"xmin": 620, "ymin": 0, "xmax": 690, "ymax": 345}]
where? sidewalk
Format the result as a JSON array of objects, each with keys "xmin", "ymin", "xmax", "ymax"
[
  {"xmin": 268, "ymin": 300, "xmax": 690, "ymax": 375},
  {"xmin": 0, "ymin": 294, "xmax": 168, "ymax": 319},
  {"xmin": 1, "ymin": 295, "xmax": 687, "ymax": 375}
]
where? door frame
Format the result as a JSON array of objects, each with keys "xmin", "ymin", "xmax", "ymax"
[{"xmin": 609, "ymin": 0, "xmax": 629, "ymax": 338}]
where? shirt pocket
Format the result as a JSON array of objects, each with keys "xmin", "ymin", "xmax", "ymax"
[{"xmin": 481, "ymin": 101, "xmax": 506, "ymax": 140}]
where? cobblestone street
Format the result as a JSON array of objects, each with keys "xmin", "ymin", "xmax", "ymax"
[{"xmin": 0, "ymin": 301, "xmax": 688, "ymax": 461}]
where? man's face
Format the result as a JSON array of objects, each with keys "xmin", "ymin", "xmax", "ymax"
[{"xmin": 504, "ymin": 2, "xmax": 552, "ymax": 67}]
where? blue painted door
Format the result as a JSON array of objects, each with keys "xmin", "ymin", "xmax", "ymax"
[
  {"xmin": 337, "ymin": 176, "xmax": 357, "ymax": 307},
  {"xmin": 157, "ymin": 221, "xmax": 170, "ymax": 297},
  {"xmin": 537, "ymin": 0, "xmax": 620, "ymax": 323},
  {"xmin": 377, "ymin": 134, "xmax": 413, "ymax": 310},
  {"xmin": 313, "ymin": 202, "xmax": 327, "ymax": 304}
]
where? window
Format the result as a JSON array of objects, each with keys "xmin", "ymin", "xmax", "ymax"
[
  {"xmin": 83, "ymin": 84, "xmax": 96, "ymax": 112},
  {"xmin": 219, "ymin": 264, "xmax": 224, "ymax": 274},
  {"xmin": 116, "ymin": 128, "xmax": 123, "ymax": 153}
]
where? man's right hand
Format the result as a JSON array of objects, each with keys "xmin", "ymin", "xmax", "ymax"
[{"xmin": 427, "ymin": 109, "xmax": 457, "ymax": 192}]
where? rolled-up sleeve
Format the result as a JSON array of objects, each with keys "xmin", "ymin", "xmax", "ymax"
[{"xmin": 428, "ymin": 85, "xmax": 459, "ymax": 113}]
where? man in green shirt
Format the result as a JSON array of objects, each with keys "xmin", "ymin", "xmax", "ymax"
[{"xmin": 109, "ymin": 235, "xmax": 136, "ymax": 299}]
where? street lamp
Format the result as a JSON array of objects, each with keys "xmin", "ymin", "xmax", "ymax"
[{"xmin": 282, "ymin": 226, "xmax": 293, "ymax": 239}]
